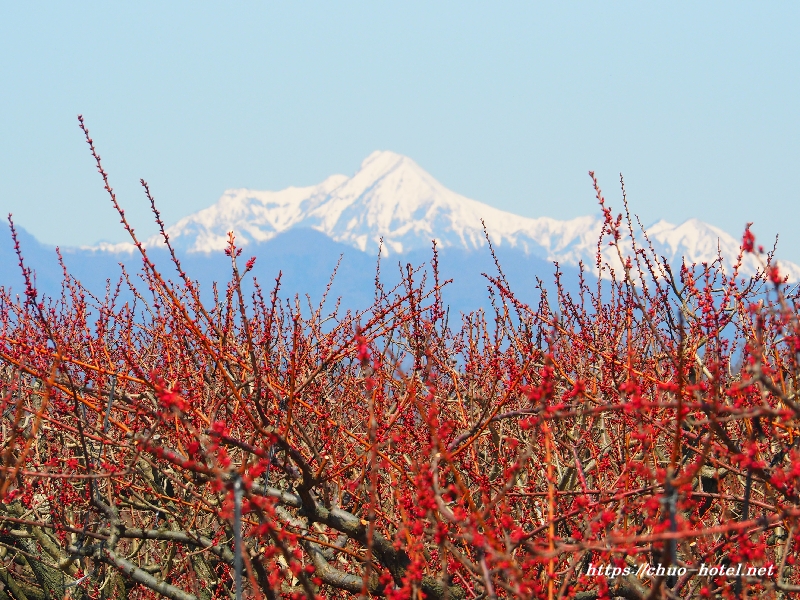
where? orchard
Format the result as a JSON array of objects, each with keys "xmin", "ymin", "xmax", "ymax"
[{"xmin": 1, "ymin": 120, "xmax": 800, "ymax": 599}]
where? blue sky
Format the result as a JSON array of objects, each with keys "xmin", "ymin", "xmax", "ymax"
[{"xmin": 1, "ymin": 3, "xmax": 799, "ymax": 259}]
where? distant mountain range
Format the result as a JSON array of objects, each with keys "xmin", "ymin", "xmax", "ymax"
[
  {"xmin": 90, "ymin": 150, "xmax": 800, "ymax": 281},
  {"xmin": 2, "ymin": 151, "xmax": 796, "ymax": 315}
]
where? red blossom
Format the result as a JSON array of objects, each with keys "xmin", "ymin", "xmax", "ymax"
[
  {"xmin": 769, "ymin": 264, "xmax": 783, "ymax": 285},
  {"xmin": 742, "ymin": 226, "xmax": 755, "ymax": 252},
  {"xmin": 155, "ymin": 380, "xmax": 187, "ymax": 412}
]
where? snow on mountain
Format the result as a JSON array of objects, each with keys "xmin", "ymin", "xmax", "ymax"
[
  {"xmin": 591, "ymin": 217, "xmax": 800, "ymax": 282},
  {"xmin": 91, "ymin": 150, "xmax": 800, "ymax": 281}
]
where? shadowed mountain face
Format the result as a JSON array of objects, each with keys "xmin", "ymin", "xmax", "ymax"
[{"xmin": 1, "ymin": 225, "xmax": 577, "ymax": 319}]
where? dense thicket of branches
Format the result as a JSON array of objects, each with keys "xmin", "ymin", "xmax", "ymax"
[{"xmin": 2, "ymin": 122, "xmax": 800, "ymax": 599}]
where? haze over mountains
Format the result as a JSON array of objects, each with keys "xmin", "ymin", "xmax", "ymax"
[{"xmin": 2, "ymin": 151, "xmax": 796, "ymax": 315}]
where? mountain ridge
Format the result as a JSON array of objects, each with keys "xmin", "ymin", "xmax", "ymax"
[{"xmin": 79, "ymin": 149, "xmax": 800, "ymax": 282}]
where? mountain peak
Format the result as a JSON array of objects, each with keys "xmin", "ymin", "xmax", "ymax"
[
  {"xmin": 346, "ymin": 151, "xmax": 442, "ymax": 208},
  {"xmin": 359, "ymin": 150, "xmax": 411, "ymax": 170}
]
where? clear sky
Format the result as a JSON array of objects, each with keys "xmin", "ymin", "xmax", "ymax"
[{"xmin": 2, "ymin": 3, "xmax": 799, "ymax": 260}]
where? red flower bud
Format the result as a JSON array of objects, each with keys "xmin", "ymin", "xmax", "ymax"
[{"xmin": 742, "ymin": 227, "xmax": 755, "ymax": 253}]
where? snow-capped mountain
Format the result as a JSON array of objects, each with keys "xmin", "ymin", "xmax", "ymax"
[{"xmin": 91, "ymin": 150, "xmax": 800, "ymax": 281}]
